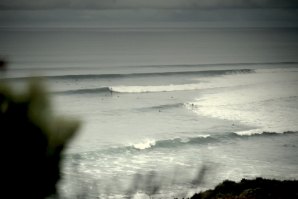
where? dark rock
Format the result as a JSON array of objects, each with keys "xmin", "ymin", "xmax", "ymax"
[{"xmin": 191, "ymin": 178, "xmax": 298, "ymax": 199}]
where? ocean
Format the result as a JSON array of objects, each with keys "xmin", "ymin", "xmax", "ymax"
[{"xmin": 1, "ymin": 27, "xmax": 298, "ymax": 198}]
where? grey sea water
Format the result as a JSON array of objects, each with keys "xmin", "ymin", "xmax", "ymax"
[{"xmin": 1, "ymin": 27, "xmax": 298, "ymax": 198}]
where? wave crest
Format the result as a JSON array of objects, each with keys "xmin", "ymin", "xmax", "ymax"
[{"xmin": 128, "ymin": 135, "xmax": 212, "ymax": 150}]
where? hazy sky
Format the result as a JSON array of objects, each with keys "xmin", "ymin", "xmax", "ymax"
[{"xmin": 0, "ymin": 0, "xmax": 297, "ymax": 28}]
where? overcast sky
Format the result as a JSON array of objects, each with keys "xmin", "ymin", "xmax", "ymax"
[
  {"xmin": 0, "ymin": 0, "xmax": 297, "ymax": 9},
  {"xmin": 0, "ymin": 0, "xmax": 297, "ymax": 28}
]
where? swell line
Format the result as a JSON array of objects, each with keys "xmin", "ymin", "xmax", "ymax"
[
  {"xmin": 137, "ymin": 103, "xmax": 184, "ymax": 111},
  {"xmin": 7, "ymin": 61, "xmax": 298, "ymax": 71},
  {"xmin": 137, "ymin": 61, "xmax": 298, "ymax": 68},
  {"xmin": 1, "ymin": 69, "xmax": 255, "ymax": 81},
  {"xmin": 42, "ymin": 69, "xmax": 254, "ymax": 79},
  {"xmin": 53, "ymin": 87, "xmax": 112, "ymax": 95}
]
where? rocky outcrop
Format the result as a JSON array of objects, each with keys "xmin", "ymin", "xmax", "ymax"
[{"xmin": 191, "ymin": 178, "xmax": 298, "ymax": 199}]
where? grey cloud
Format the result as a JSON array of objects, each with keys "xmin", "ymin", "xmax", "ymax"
[{"xmin": 0, "ymin": 0, "xmax": 298, "ymax": 10}]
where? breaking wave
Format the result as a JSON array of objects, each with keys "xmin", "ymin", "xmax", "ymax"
[
  {"xmin": 127, "ymin": 131, "xmax": 298, "ymax": 151},
  {"xmin": 52, "ymin": 82, "xmax": 226, "ymax": 95},
  {"xmin": 65, "ymin": 131, "xmax": 298, "ymax": 160},
  {"xmin": 110, "ymin": 83, "xmax": 208, "ymax": 93},
  {"xmin": 54, "ymin": 77, "xmax": 251, "ymax": 95},
  {"xmin": 53, "ymin": 83, "xmax": 216, "ymax": 95},
  {"xmin": 130, "ymin": 139, "xmax": 157, "ymax": 150},
  {"xmin": 234, "ymin": 130, "xmax": 298, "ymax": 136}
]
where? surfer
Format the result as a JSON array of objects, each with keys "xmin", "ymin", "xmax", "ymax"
[{"xmin": 109, "ymin": 87, "xmax": 113, "ymax": 96}]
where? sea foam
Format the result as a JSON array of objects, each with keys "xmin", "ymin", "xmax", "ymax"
[
  {"xmin": 187, "ymin": 69, "xmax": 298, "ymax": 133},
  {"xmin": 131, "ymin": 139, "xmax": 156, "ymax": 150}
]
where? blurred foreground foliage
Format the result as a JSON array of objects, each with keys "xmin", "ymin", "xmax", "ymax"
[{"xmin": 0, "ymin": 80, "xmax": 79, "ymax": 199}]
